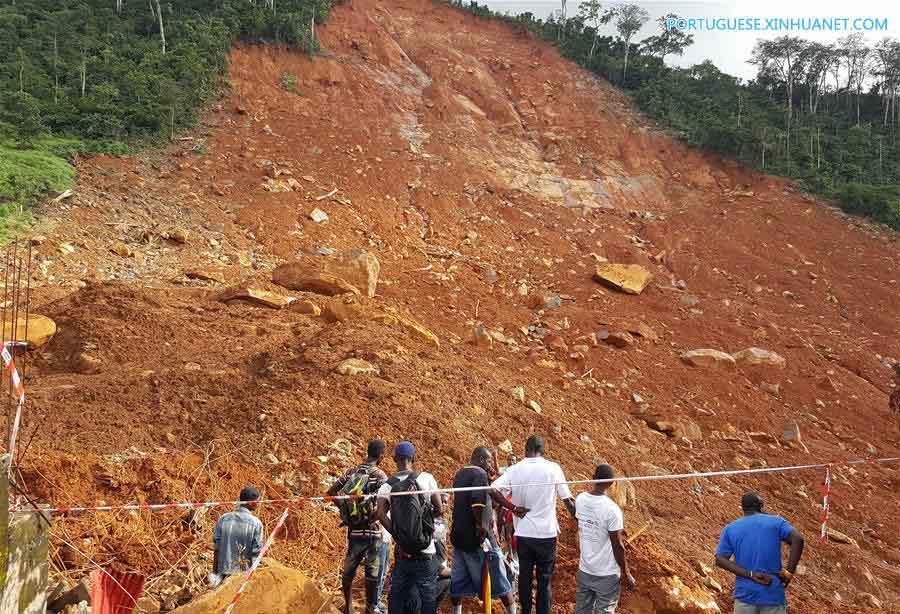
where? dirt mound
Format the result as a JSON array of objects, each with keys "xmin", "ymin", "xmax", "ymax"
[
  {"xmin": 13, "ymin": 0, "xmax": 900, "ymax": 611},
  {"xmin": 171, "ymin": 560, "xmax": 337, "ymax": 614}
]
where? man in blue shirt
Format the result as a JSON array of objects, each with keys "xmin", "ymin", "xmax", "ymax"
[
  {"xmin": 715, "ymin": 492, "xmax": 805, "ymax": 614},
  {"xmin": 212, "ymin": 486, "xmax": 264, "ymax": 582}
]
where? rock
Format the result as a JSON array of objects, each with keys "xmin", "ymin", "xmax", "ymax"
[
  {"xmin": 335, "ymin": 358, "xmax": 380, "ymax": 376},
  {"xmin": 545, "ymin": 334, "xmax": 568, "ymax": 353},
  {"xmin": 680, "ymin": 294, "xmax": 700, "ymax": 307},
  {"xmin": 170, "ymin": 228, "xmax": 190, "ymax": 244},
  {"xmin": 593, "ymin": 263, "xmax": 653, "ymax": 295},
  {"xmin": 110, "ymin": 241, "xmax": 132, "ymax": 258},
  {"xmin": 528, "ymin": 400, "xmax": 542, "ymax": 414},
  {"xmin": 74, "ymin": 352, "xmax": 102, "ymax": 374},
  {"xmin": 661, "ymin": 576, "xmax": 720, "ymax": 612},
  {"xmin": 696, "ymin": 561, "xmax": 714, "ymax": 576},
  {"xmin": 857, "ymin": 593, "xmax": 882, "ymax": 609},
  {"xmin": 187, "ymin": 268, "xmax": 226, "ymax": 284},
  {"xmin": 289, "ymin": 300, "xmax": 321, "ymax": 316},
  {"xmin": 471, "ymin": 323, "xmax": 493, "ymax": 347},
  {"xmin": 497, "ymin": 440, "xmax": 513, "ymax": 455},
  {"xmin": 309, "ymin": 208, "xmax": 329, "ymax": 223},
  {"xmin": 818, "ymin": 376, "xmax": 838, "ymax": 392},
  {"xmin": 747, "ymin": 432, "xmax": 778, "ymax": 445},
  {"xmin": 626, "ymin": 322, "xmax": 659, "ymax": 341},
  {"xmin": 826, "ymin": 528, "xmax": 858, "ymax": 547},
  {"xmin": 3, "ymin": 314, "xmax": 57, "ymax": 349},
  {"xmin": 266, "ymin": 453, "xmax": 281, "ymax": 465},
  {"xmin": 607, "ymin": 479, "xmax": 637, "ymax": 509},
  {"xmin": 643, "ymin": 417, "xmax": 702, "ymax": 440},
  {"xmin": 323, "ymin": 299, "xmax": 368, "ymax": 322},
  {"xmin": 681, "ymin": 349, "xmax": 736, "ymax": 369},
  {"xmin": 731, "ymin": 347, "xmax": 786, "ymax": 368},
  {"xmin": 220, "ymin": 287, "xmax": 293, "ymax": 309},
  {"xmin": 371, "ymin": 308, "xmax": 440, "ymax": 348},
  {"xmin": 703, "ymin": 576, "xmax": 723, "ymax": 592},
  {"xmin": 509, "ymin": 386, "xmax": 526, "ymax": 405},
  {"xmin": 600, "ymin": 330, "xmax": 634, "ymax": 348},
  {"xmin": 760, "ymin": 382, "xmax": 781, "ymax": 396},
  {"xmin": 134, "ymin": 596, "xmax": 161, "ymax": 613},
  {"xmin": 272, "ymin": 249, "xmax": 379, "ymax": 298}
]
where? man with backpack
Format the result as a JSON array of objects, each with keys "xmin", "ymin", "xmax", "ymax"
[
  {"xmin": 375, "ymin": 441, "xmax": 445, "ymax": 614},
  {"xmin": 328, "ymin": 439, "xmax": 390, "ymax": 614}
]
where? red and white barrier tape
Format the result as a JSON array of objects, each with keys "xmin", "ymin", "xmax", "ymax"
[
  {"xmin": 1, "ymin": 343, "xmax": 26, "ymax": 469},
  {"xmin": 224, "ymin": 508, "xmax": 290, "ymax": 614},
  {"xmin": 819, "ymin": 464, "xmax": 832, "ymax": 544},
  {"xmin": 10, "ymin": 455, "xmax": 899, "ymax": 516}
]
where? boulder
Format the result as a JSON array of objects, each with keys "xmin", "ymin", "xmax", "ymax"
[
  {"xmin": 2, "ymin": 314, "xmax": 57, "ymax": 349},
  {"xmin": 335, "ymin": 358, "xmax": 380, "ymax": 376},
  {"xmin": 826, "ymin": 528, "xmax": 859, "ymax": 547},
  {"xmin": 187, "ymin": 268, "xmax": 226, "ymax": 284},
  {"xmin": 74, "ymin": 352, "xmax": 102, "ymax": 374},
  {"xmin": 599, "ymin": 330, "xmax": 634, "ymax": 348},
  {"xmin": 289, "ymin": 300, "xmax": 322, "ymax": 316},
  {"xmin": 220, "ymin": 287, "xmax": 293, "ymax": 309},
  {"xmin": 731, "ymin": 347, "xmax": 786, "ymax": 368},
  {"xmin": 370, "ymin": 309, "xmax": 439, "ymax": 348},
  {"xmin": 593, "ymin": 263, "xmax": 653, "ymax": 295},
  {"xmin": 681, "ymin": 349, "xmax": 736, "ymax": 369},
  {"xmin": 274, "ymin": 249, "xmax": 380, "ymax": 298},
  {"xmin": 171, "ymin": 560, "xmax": 337, "ymax": 614},
  {"xmin": 109, "ymin": 241, "xmax": 132, "ymax": 258},
  {"xmin": 170, "ymin": 228, "xmax": 190, "ymax": 244},
  {"xmin": 626, "ymin": 321, "xmax": 659, "ymax": 341},
  {"xmin": 272, "ymin": 268, "xmax": 361, "ymax": 296}
]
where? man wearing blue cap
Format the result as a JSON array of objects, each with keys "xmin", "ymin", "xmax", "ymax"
[{"xmin": 376, "ymin": 441, "xmax": 445, "ymax": 614}]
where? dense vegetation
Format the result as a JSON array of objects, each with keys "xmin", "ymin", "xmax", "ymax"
[
  {"xmin": 0, "ymin": 0, "xmax": 331, "ymax": 237},
  {"xmin": 455, "ymin": 0, "xmax": 900, "ymax": 229}
]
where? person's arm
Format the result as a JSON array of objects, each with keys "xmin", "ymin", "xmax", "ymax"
[
  {"xmin": 212, "ymin": 519, "xmax": 221, "ymax": 574},
  {"xmin": 326, "ymin": 470, "xmax": 349, "ymax": 497},
  {"xmin": 555, "ymin": 465, "xmax": 576, "ymax": 520},
  {"xmin": 714, "ymin": 528, "xmax": 772, "ymax": 586},
  {"xmin": 609, "ymin": 530, "xmax": 636, "ymax": 589},
  {"xmin": 376, "ymin": 494, "xmax": 392, "ymax": 534},
  {"xmin": 779, "ymin": 529, "xmax": 805, "ymax": 586},
  {"xmin": 249, "ymin": 520, "xmax": 264, "ymax": 563},
  {"xmin": 489, "ymin": 489, "xmax": 528, "ymax": 517}
]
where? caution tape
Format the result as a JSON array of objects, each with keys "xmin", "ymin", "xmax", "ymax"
[
  {"xmin": 2, "ymin": 342, "xmax": 26, "ymax": 470},
  {"xmin": 9, "ymin": 455, "xmax": 899, "ymax": 516},
  {"xmin": 224, "ymin": 508, "xmax": 290, "ymax": 614},
  {"xmin": 819, "ymin": 464, "xmax": 832, "ymax": 544}
]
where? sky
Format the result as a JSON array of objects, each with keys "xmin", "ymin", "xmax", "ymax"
[{"xmin": 481, "ymin": 0, "xmax": 900, "ymax": 81}]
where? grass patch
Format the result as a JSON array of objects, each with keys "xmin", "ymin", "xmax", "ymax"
[{"xmin": 0, "ymin": 138, "xmax": 78, "ymax": 241}]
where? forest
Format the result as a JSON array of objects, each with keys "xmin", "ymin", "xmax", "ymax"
[
  {"xmin": 0, "ymin": 0, "xmax": 330, "ymax": 237},
  {"xmin": 1, "ymin": 0, "xmax": 899, "ymax": 236},
  {"xmin": 457, "ymin": 0, "xmax": 900, "ymax": 228}
]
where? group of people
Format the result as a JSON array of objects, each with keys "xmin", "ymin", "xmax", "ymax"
[{"xmin": 212, "ymin": 435, "xmax": 806, "ymax": 614}]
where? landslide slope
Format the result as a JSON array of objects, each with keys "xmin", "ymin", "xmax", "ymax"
[{"xmin": 16, "ymin": 0, "xmax": 900, "ymax": 611}]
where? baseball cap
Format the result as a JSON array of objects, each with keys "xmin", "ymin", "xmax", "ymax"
[{"xmin": 394, "ymin": 441, "xmax": 416, "ymax": 458}]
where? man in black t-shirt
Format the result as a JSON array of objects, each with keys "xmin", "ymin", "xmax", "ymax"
[{"xmin": 449, "ymin": 447, "xmax": 528, "ymax": 614}]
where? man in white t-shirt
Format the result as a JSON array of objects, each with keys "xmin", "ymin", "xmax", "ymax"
[
  {"xmin": 574, "ymin": 464, "xmax": 635, "ymax": 614},
  {"xmin": 491, "ymin": 435, "xmax": 576, "ymax": 614},
  {"xmin": 375, "ymin": 441, "xmax": 444, "ymax": 614}
]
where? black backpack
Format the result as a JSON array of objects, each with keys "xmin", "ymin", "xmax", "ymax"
[
  {"xmin": 388, "ymin": 472, "xmax": 434, "ymax": 554},
  {"xmin": 337, "ymin": 464, "xmax": 377, "ymax": 529}
]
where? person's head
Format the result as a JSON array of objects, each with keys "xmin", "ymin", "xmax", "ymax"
[
  {"xmin": 470, "ymin": 446, "xmax": 493, "ymax": 472},
  {"xmin": 240, "ymin": 485, "xmax": 261, "ymax": 511},
  {"xmin": 394, "ymin": 440, "xmax": 416, "ymax": 468},
  {"xmin": 525, "ymin": 435, "xmax": 545, "ymax": 458},
  {"xmin": 741, "ymin": 491, "xmax": 765, "ymax": 515},
  {"xmin": 367, "ymin": 439, "xmax": 387, "ymax": 465},
  {"xmin": 507, "ymin": 454, "xmax": 519, "ymax": 466},
  {"xmin": 592, "ymin": 463, "xmax": 615, "ymax": 493}
]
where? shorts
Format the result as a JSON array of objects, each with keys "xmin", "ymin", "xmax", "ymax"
[
  {"xmin": 449, "ymin": 545, "xmax": 513, "ymax": 599},
  {"xmin": 734, "ymin": 601, "xmax": 787, "ymax": 614},
  {"xmin": 343, "ymin": 537, "xmax": 382, "ymax": 583}
]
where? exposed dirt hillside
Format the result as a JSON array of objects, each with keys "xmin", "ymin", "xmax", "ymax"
[{"xmin": 11, "ymin": 0, "xmax": 900, "ymax": 611}]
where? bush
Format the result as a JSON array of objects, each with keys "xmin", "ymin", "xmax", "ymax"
[{"xmin": 832, "ymin": 183, "xmax": 900, "ymax": 229}]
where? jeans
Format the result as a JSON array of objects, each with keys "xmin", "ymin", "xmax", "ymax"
[
  {"xmin": 388, "ymin": 555, "xmax": 437, "ymax": 614},
  {"xmin": 342, "ymin": 537, "xmax": 383, "ymax": 584},
  {"xmin": 374, "ymin": 540, "xmax": 390, "ymax": 608},
  {"xmin": 575, "ymin": 570, "xmax": 620, "ymax": 614},
  {"xmin": 734, "ymin": 601, "xmax": 787, "ymax": 614},
  {"xmin": 517, "ymin": 536, "xmax": 557, "ymax": 614}
]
